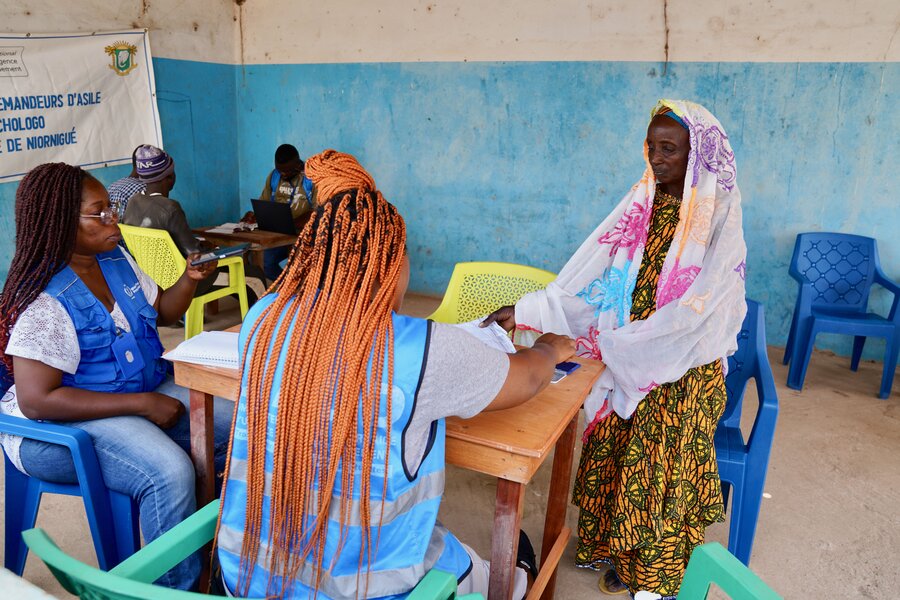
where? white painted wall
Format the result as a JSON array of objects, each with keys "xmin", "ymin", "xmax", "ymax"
[
  {"xmin": 240, "ymin": 0, "xmax": 900, "ymax": 63},
  {"xmin": 0, "ymin": 0, "xmax": 239, "ymax": 63},
  {"xmin": 2, "ymin": 0, "xmax": 897, "ymax": 64}
]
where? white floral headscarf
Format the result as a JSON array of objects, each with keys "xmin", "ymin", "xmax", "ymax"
[{"xmin": 514, "ymin": 99, "xmax": 747, "ymax": 429}]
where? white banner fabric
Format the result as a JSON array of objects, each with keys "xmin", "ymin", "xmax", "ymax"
[{"xmin": 0, "ymin": 29, "xmax": 162, "ymax": 182}]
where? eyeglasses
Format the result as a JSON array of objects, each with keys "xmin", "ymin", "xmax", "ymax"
[{"xmin": 80, "ymin": 205, "xmax": 120, "ymax": 225}]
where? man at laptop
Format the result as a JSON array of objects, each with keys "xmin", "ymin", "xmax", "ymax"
[{"xmin": 243, "ymin": 144, "xmax": 314, "ymax": 280}]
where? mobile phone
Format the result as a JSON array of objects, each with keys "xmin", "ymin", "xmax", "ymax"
[
  {"xmin": 550, "ymin": 361, "xmax": 581, "ymax": 384},
  {"xmin": 190, "ymin": 243, "xmax": 250, "ymax": 266}
]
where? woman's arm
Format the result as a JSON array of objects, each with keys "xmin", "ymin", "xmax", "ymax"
[
  {"xmin": 483, "ymin": 332, "xmax": 576, "ymax": 411},
  {"xmin": 155, "ymin": 254, "xmax": 217, "ymax": 325},
  {"xmin": 13, "ymin": 356, "xmax": 184, "ymax": 427}
]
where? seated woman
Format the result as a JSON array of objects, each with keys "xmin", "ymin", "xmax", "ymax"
[
  {"xmin": 0, "ymin": 163, "xmax": 235, "ymax": 590},
  {"xmin": 483, "ymin": 100, "xmax": 746, "ymax": 598},
  {"xmin": 216, "ymin": 150, "xmax": 576, "ymax": 599}
]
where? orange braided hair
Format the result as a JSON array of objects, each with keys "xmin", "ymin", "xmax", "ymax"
[{"xmin": 226, "ymin": 150, "xmax": 406, "ymax": 598}]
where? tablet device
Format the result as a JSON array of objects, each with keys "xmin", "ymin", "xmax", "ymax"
[
  {"xmin": 190, "ymin": 243, "xmax": 250, "ymax": 266},
  {"xmin": 251, "ymin": 198, "xmax": 297, "ymax": 235}
]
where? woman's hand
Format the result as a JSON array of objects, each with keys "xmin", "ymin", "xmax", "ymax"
[
  {"xmin": 534, "ymin": 332, "xmax": 577, "ymax": 364},
  {"xmin": 480, "ymin": 305, "xmax": 516, "ymax": 332},
  {"xmin": 139, "ymin": 393, "xmax": 186, "ymax": 429},
  {"xmin": 184, "ymin": 253, "xmax": 217, "ymax": 280}
]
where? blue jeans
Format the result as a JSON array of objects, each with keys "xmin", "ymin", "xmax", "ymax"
[
  {"xmin": 18, "ymin": 377, "xmax": 234, "ymax": 590},
  {"xmin": 262, "ymin": 246, "xmax": 290, "ymax": 281}
]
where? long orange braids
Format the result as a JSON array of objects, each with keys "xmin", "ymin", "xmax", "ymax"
[{"xmin": 225, "ymin": 150, "xmax": 406, "ymax": 597}]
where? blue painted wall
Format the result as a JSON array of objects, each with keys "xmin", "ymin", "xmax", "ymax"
[
  {"xmin": 0, "ymin": 57, "xmax": 239, "ymax": 280},
  {"xmin": 1, "ymin": 58, "xmax": 896, "ymax": 358},
  {"xmin": 235, "ymin": 60, "xmax": 899, "ymax": 356}
]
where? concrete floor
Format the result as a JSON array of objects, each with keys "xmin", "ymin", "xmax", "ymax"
[{"xmin": 4, "ymin": 293, "xmax": 899, "ymax": 598}]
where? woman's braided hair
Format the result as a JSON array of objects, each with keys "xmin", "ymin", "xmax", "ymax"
[
  {"xmin": 224, "ymin": 150, "xmax": 407, "ymax": 597},
  {"xmin": 0, "ymin": 163, "xmax": 85, "ymax": 389}
]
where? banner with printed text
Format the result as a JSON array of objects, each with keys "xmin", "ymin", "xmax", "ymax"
[{"xmin": 0, "ymin": 30, "xmax": 161, "ymax": 182}]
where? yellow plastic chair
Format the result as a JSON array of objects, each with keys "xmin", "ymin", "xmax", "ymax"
[
  {"xmin": 428, "ymin": 261, "xmax": 556, "ymax": 324},
  {"xmin": 119, "ymin": 224, "xmax": 249, "ymax": 340}
]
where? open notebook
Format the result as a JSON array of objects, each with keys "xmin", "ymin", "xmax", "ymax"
[{"xmin": 163, "ymin": 331, "xmax": 240, "ymax": 369}]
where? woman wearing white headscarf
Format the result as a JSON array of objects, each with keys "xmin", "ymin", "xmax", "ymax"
[{"xmin": 483, "ymin": 100, "xmax": 746, "ymax": 597}]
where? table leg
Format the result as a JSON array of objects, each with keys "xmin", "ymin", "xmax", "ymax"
[
  {"xmin": 489, "ymin": 478, "xmax": 525, "ymax": 600},
  {"xmin": 188, "ymin": 388, "xmax": 215, "ymax": 592},
  {"xmin": 539, "ymin": 415, "xmax": 577, "ymax": 600},
  {"xmin": 250, "ymin": 249, "xmax": 265, "ymax": 270},
  {"xmin": 189, "ymin": 389, "xmax": 216, "ymax": 507}
]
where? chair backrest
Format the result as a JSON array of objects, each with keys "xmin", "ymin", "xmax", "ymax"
[
  {"xmin": 678, "ymin": 542, "xmax": 781, "ymax": 599},
  {"xmin": 429, "ymin": 261, "xmax": 556, "ymax": 324},
  {"xmin": 118, "ymin": 224, "xmax": 186, "ymax": 289},
  {"xmin": 788, "ymin": 232, "xmax": 878, "ymax": 312},
  {"xmin": 722, "ymin": 299, "xmax": 770, "ymax": 428},
  {"xmin": 22, "ymin": 528, "xmax": 210, "ymax": 600}
]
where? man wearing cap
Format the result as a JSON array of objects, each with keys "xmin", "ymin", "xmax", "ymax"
[
  {"xmin": 123, "ymin": 145, "xmax": 267, "ymax": 302},
  {"xmin": 123, "ymin": 144, "xmax": 203, "ymax": 255}
]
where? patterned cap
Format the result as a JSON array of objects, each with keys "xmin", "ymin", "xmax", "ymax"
[{"xmin": 134, "ymin": 144, "xmax": 175, "ymax": 182}]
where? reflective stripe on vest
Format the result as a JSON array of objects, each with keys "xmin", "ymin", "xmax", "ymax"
[
  {"xmin": 218, "ymin": 294, "xmax": 472, "ymax": 599},
  {"xmin": 43, "ymin": 246, "xmax": 167, "ymax": 393}
]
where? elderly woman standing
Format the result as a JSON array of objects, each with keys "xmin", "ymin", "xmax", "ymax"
[{"xmin": 483, "ymin": 100, "xmax": 746, "ymax": 597}]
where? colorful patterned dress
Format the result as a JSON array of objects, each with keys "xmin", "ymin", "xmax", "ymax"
[{"xmin": 572, "ymin": 188, "xmax": 727, "ymax": 597}]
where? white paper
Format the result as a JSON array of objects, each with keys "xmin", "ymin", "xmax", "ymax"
[
  {"xmin": 163, "ymin": 331, "xmax": 239, "ymax": 368},
  {"xmin": 206, "ymin": 222, "xmax": 258, "ymax": 234},
  {"xmin": 451, "ymin": 318, "xmax": 517, "ymax": 354}
]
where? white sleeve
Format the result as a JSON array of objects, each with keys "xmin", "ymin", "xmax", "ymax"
[
  {"xmin": 121, "ymin": 249, "xmax": 160, "ymax": 306},
  {"xmin": 6, "ymin": 294, "xmax": 80, "ymax": 374}
]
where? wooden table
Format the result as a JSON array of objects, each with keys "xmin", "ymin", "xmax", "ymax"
[
  {"xmin": 172, "ymin": 346, "xmax": 602, "ymax": 600},
  {"xmin": 193, "ymin": 227, "xmax": 297, "ymax": 269}
]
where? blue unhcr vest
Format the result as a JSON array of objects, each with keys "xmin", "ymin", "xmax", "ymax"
[
  {"xmin": 270, "ymin": 169, "xmax": 313, "ymax": 208},
  {"xmin": 42, "ymin": 247, "xmax": 167, "ymax": 393},
  {"xmin": 218, "ymin": 294, "xmax": 472, "ymax": 599}
]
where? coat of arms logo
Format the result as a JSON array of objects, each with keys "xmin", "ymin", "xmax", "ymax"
[{"xmin": 104, "ymin": 41, "xmax": 138, "ymax": 76}]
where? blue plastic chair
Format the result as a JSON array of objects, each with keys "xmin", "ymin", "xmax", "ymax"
[
  {"xmin": 716, "ymin": 299, "xmax": 779, "ymax": 566},
  {"xmin": 783, "ymin": 233, "xmax": 900, "ymax": 398},
  {"xmin": 0, "ymin": 414, "xmax": 140, "ymax": 575}
]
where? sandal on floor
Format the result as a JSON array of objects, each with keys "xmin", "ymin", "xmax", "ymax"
[
  {"xmin": 516, "ymin": 530, "xmax": 539, "ymax": 580},
  {"xmin": 597, "ymin": 568, "xmax": 629, "ymax": 595}
]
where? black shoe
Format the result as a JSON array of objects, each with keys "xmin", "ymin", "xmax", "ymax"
[{"xmin": 516, "ymin": 530, "xmax": 538, "ymax": 580}]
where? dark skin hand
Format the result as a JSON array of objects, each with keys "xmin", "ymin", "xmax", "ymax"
[
  {"xmin": 480, "ymin": 304, "xmax": 516, "ymax": 331},
  {"xmin": 14, "ymin": 175, "xmax": 216, "ymax": 428},
  {"xmin": 646, "ymin": 114, "xmax": 690, "ymax": 198}
]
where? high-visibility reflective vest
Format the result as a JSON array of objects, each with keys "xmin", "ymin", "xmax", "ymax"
[{"xmin": 219, "ymin": 294, "xmax": 472, "ymax": 599}]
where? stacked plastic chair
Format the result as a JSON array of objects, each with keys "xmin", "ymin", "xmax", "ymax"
[
  {"xmin": 0, "ymin": 414, "xmax": 139, "ymax": 576},
  {"xmin": 783, "ymin": 232, "xmax": 899, "ymax": 398},
  {"xmin": 23, "ymin": 499, "xmax": 484, "ymax": 600},
  {"xmin": 428, "ymin": 261, "xmax": 556, "ymax": 324},
  {"xmin": 119, "ymin": 224, "xmax": 249, "ymax": 340},
  {"xmin": 716, "ymin": 299, "xmax": 779, "ymax": 566}
]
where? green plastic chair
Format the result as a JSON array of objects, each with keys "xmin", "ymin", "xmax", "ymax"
[
  {"xmin": 677, "ymin": 542, "xmax": 781, "ymax": 599},
  {"xmin": 119, "ymin": 224, "xmax": 249, "ymax": 340},
  {"xmin": 23, "ymin": 500, "xmax": 484, "ymax": 600},
  {"xmin": 429, "ymin": 261, "xmax": 556, "ymax": 324}
]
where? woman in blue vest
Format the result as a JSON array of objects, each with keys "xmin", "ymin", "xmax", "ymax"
[
  {"xmin": 0, "ymin": 163, "xmax": 235, "ymax": 590},
  {"xmin": 216, "ymin": 150, "xmax": 576, "ymax": 599}
]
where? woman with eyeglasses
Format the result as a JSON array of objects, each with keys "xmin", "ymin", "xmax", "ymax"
[{"xmin": 0, "ymin": 163, "xmax": 235, "ymax": 590}]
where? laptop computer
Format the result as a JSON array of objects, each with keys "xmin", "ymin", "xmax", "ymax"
[{"xmin": 251, "ymin": 198, "xmax": 297, "ymax": 235}]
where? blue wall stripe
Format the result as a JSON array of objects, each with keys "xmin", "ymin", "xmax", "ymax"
[{"xmin": 0, "ymin": 58, "xmax": 897, "ymax": 360}]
